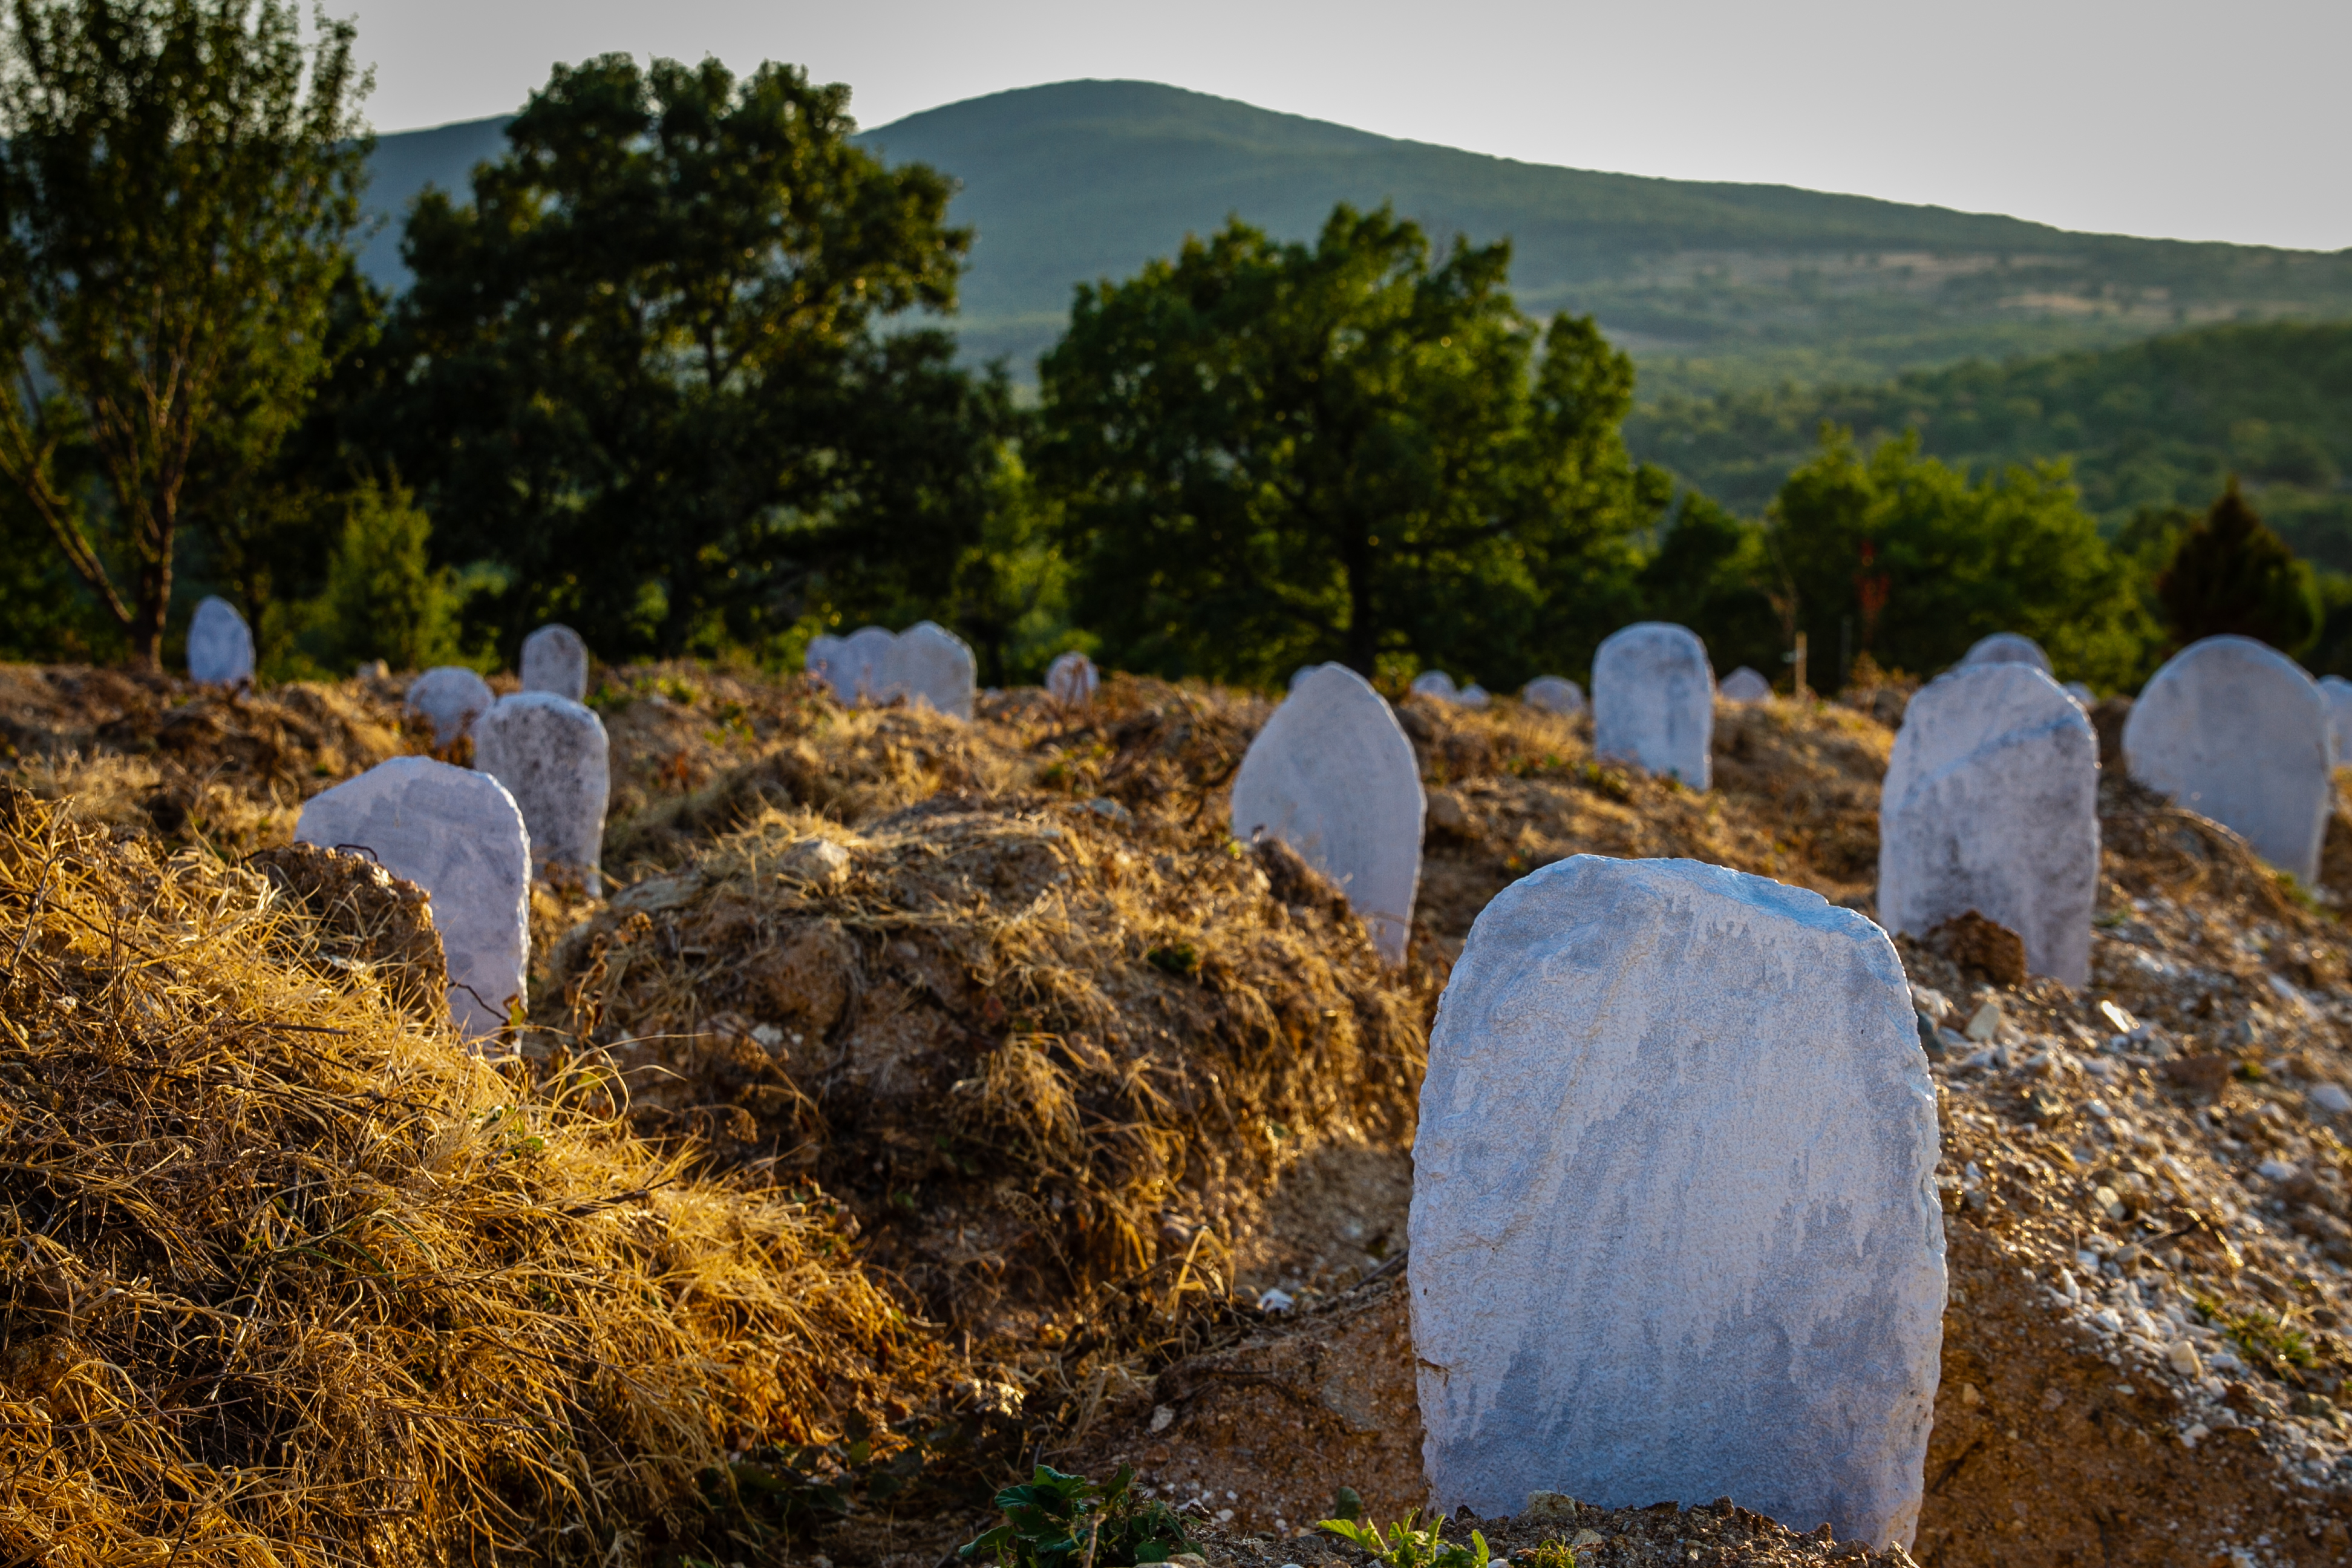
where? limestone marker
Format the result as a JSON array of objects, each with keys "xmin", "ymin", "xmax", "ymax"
[
  {"xmin": 1411, "ymin": 855, "xmax": 1944, "ymax": 1547},
  {"xmin": 519, "ymin": 623, "xmax": 589, "ymax": 702},
  {"xmin": 1719, "ymin": 667, "xmax": 1772, "ymax": 704},
  {"xmin": 1959, "ymin": 632, "xmax": 2051, "ymax": 673},
  {"xmin": 1593, "ymin": 622, "xmax": 1715, "ymax": 789},
  {"xmin": 296, "ymin": 756, "xmax": 531, "ymax": 1039},
  {"xmin": 472, "ymin": 692, "xmax": 612, "ymax": 897},
  {"xmin": 404, "ymin": 666, "xmax": 495, "ymax": 748},
  {"xmin": 187, "ymin": 596, "xmax": 255, "ymax": 688},
  {"xmin": 1520, "ymin": 676, "xmax": 1584, "ymax": 716},
  {"xmin": 1879, "ymin": 663, "xmax": 2099, "ymax": 987},
  {"xmin": 1230, "ymin": 663, "xmax": 1424, "ymax": 964}
]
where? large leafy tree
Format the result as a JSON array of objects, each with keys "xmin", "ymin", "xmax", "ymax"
[
  {"xmin": 0, "ymin": 0, "xmax": 368, "ymax": 668},
  {"xmin": 385, "ymin": 54, "xmax": 1005, "ymax": 661},
  {"xmin": 1033, "ymin": 204, "xmax": 1669, "ymax": 687},
  {"xmin": 1772, "ymin": 427, "xmax": 2154, "ymax": 690}
]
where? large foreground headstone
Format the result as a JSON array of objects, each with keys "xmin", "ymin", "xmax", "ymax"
[
  {"xmin": 1230, "ymin": 664, "xmax": 1424, "ymax": 964},
  {"xmin": 1520, "ymin": 676, "xmax": 1584, "ymax": 716},
  {"xmin": 1411, "ymin": 855, "xmax": 1944, "ymax": 1547},
  {"xmin": 187, "ymin": 596, "xmax": 255, "ymax": 687},
  {"xmin": 887, "ymin": 621, "xmax": 976, "ymax": 720},
  {"xmin": 1878, "ymin": 664, "xmax": 2099, "ymax": 987},
  {"xmin": 519, "ymin": 624, "xmax": 589, "ymax": 702},
  {"xmin": 2123, "ymin": 635, "xmax": 2331, "ymax": 883},
  {"xmin": 295, "ymin": 756, "xmax": 530, "ymax": 1038},
  {"xmin": 2322, "ymin": 675, "xmax": 2352, "ymax": 765},
  {"xmin": 1047, "ymin": 650, "xmax": 1099, "ymax": 708},
  {"xmin": 1719, "ymin": 667, "xmax": 1772, "ymax": 704},
  {"xmin": 405, "ymin": 666, "xmax": 495, "ymax": 748},
  {"xmin": 1289, "ymin": 663, "xmax": 1330, "ymax": 694},
  {"xmin": 472, "ymin": 693, "xmax": 611, "ymax": 896},
  {"xmin": 1961, "ymin": 632, "xmax": 2052, "ymax": 673},
  {"xmin": 1592, "ymin": 623, "xmax": 1714, "ymax": 789}
]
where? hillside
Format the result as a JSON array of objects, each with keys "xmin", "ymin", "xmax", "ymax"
[
  {"xmin": 1627, "ymin": 321, "xmax": 2352, "ymax": 563},
  {"xmin": 361, "ymin": 80, "xmax": 2352, "ymax": 399}
]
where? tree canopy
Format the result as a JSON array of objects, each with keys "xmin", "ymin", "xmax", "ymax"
[
  {"xmin": 382, "ymin": 53, "xmax": 1007, "ymax": 662},
  {"xmin": 0, "ymin": 0, "xmax": 368, "ymax": 667},
  {"xmin": 2154, "ymin": 480, "xmax": 2318, "ymax": 656},
  {"xmin": 1034, "ymin": 204, "xmax": 1670, "ymax": 688}
]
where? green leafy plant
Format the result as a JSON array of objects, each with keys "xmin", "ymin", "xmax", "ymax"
[
  {"xmin": 1319, "ymin": 1511, "xmax": 1491, "ymax": 1568},
  {"xmin": 2197, "ymin": 1296, "xmax": 2319, "ymax": 1376},
  {"xmin": 1146, "ymin": 944, "xmax": 1200, "ymax": 978},
  {"xmin": 961, "ymin": 1465, "xmax": 1198, "ymax": 1568}
]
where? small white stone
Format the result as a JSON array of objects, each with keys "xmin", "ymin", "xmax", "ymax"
[
  {"xmin": 295, "ymin": 756, "xmax": 530, "ymax": 1039},
  {"xmin": 1046, "ymin": 650, "xmax": 1099, "ymax": 708},
  {"xmin": 1592, "ymin": 622, "xmax": 1714, "ymax": 789},
  {"xmin": 1960, "ymin": 632, "xmax": 2052, "ymax": 673},
  {"xmin": 518, "ymin": 623, "xmax": 589, "ymax": 702},
  {"xmin": 186, "ymin": 596, "xmax": 255, "ymax": 687},
  {"xmin": 404, "ymin": 665, "xmax": 495, "ymax": 747},
  {"xmin": 2123, "ymin": 635, "xmax": 2331, "ymax": 884},
  {"xmin": 1909, "ymin": 985, "xmax": 1952, "ymax": 1023},
  {"xmin": 2310, "ymin": 1083, "xmax": 2352, "ymax": 1116},
  {"xmin": 1964, "ymin": 1000, "xmax": 2002, "ymax": 1042},
  {"xmin": 780, "ymin": 837, "xmax": 852, "ymax": 889},
  {"xmin": 2168, "ymin": 1341, "xmax": 2204, "ymax": 1378},
  {"xmin": 1520, "ymin": 676, "xmax": 1585, "ymax": 716},
  {"xmin": 1719, "ymin": 667, "xmax": 1772, "ymax": 704},
  {"xmin": 1149, "ymin": 1404, "xmax": 1176, "ymax": 1433},
  {"xmin": 2258, "ymin": 1158, "xmax": 2302, "ymax": 1183},
  {"xmin": 1230, "ymin": 665, "xmax": 1423, "ymax": 964},
  {"xmin": 1258, "ymin": 1287, "xmax": 1295, "ymax": 1313},
  {"xmin": 471, "ymin": 693, "xmax": 610, "ymax": 896},
  {"xmin": 1215, "ymin": 1510, "xmax": 1235, "ymax": 1524}
]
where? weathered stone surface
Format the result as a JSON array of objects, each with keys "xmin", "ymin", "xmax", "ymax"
[
  {"xmin": 1960, "ymin": 632, "xmax": 2051, "ymax": 673},
  {"xmin": 1411, "ymin": 855, "xmax": 1943, "ymax": 1547},
  {"xmin": 519, "ymin": 624, "xmax": 589, "ymax": 701},
  {"xmin": 1289, "ymin": 664, "xmax": 1331, "ymax": 693},
  {"xmin": 2062, "ymin": 681, "xmax": 2094, "ymax": 707},
  {"xmin": 1457, "ymin": 683, "xmax": 1490, "ymax": 710},
  {"xmin": 1592, "ymin": 623, "xmax": 1714, "ymax": 789},
  {"xmin": 887, "ymin": 621, "xmax": 976, "ymax": 720},
  {"xmin": 1719, "ymin": 667, "xmax": 1772, "ymax": 704},
  {"xmin": 295, "ymin": 756, "xmax": 530, "ymax": 1038},
  {"xmin": 2321, "ymin": 675, "xmax": 2352, "ymax": 765},
  {"xmin": 1878, "ymin": 664, "xmax": 2098, "ymax": 987},
  {"xmin": 403, "ymin": 666, "xmax": 495, "ymax": 748},
  {"xmin": 2123, "ymin": 635, "xmax": 2331, "ymax": 883},
  {"xmin": 1230, "ymin": 664, "xmax": 1423, "ymax": 964},
  {"xmin": 1046, "ymin": 650, "xmax": 1099, "ymax": 707},
  {"xmin": 186, "ymin": 596, "xmax": 254, "ymax": 687},
  {"xmin": 1520, "ymin": 676, "xmax": 1584, "ymax": 716},
  {"xmin": 472, "ymin": 693, "xmax": 612, "ymax": 895}
]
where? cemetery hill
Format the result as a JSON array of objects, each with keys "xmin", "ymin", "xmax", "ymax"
[{"xmin": 11, "ymin": 5, "xmax": 2352, "ymax": 1566}]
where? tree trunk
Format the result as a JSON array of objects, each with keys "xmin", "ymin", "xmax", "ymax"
[{"xmin": 129, "ymin": 535, "xmax": 171, "ymax": 673}]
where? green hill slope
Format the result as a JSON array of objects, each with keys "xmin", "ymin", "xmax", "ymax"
[
  {"xmin": 362, "ymin": 81, "xmax": 2352, "ymax": 397},
  {"xmin": 1626, "ymin": 321, "xmax": 2352, "ymax": 564}
]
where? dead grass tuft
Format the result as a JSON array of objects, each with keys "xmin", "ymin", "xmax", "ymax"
[{"xmin": 0, "ymin": 790, "xmax": 920, "ymax": 1565}]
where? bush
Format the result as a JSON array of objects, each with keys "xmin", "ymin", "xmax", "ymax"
[{"xmin": 305, "ymin": 480, "xmax": 471, "ymax": 672}]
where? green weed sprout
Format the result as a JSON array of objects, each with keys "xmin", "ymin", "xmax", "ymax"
[
  {"xmin": 1318, "ymin": 1510, "xmax": 1491, "ymax": 1568},
  {"xmin": 961, "ymin": 1465, "xmax": 1198, "ymax": 1568}
]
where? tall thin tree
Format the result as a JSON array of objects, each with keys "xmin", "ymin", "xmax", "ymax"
[{"xmin": 0, "ymin": 0, "xmax": 368, "ymax": 668}]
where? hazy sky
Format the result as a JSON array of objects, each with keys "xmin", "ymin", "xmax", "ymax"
[{"xmin": 347, "ymin": 0, "xmax": 2352, "ymax": 252}]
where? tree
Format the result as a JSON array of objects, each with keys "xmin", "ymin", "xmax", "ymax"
[
  {"xmin": 2155, "ymin": 479, "xmax": 2318, "ymax": 655},
  {"xmin": 303, "ymin": 480, "xmax": 466, "ymax": 674},
  {"xmin": 1637, "ymin": 492, "xmax": 1786, "ymax": 683},
  {"xmin": 1771, "ymin": 427, "xmax": 2154, "ymax": 690},
  {"xmin": 384, "ymin": 53, "xmax": 1005, "ymax": 663},
  {"xmin": 0, "ymin": 0, "xmax": 368, "ymax": 668},
  {"xmin": 1034, "ymin": 204, "xmax": 1669, "ymax": 687}
]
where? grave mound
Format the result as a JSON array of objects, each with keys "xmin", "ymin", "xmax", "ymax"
[{"xmin": 0, "ymin": 790, "xmax": 921, "ymax": 1564}]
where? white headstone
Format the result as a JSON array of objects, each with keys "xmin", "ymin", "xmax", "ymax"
[
  {"xmin": 1230, "ymin": 664, "xmax": 1425, "ymax": 965},
  {"xmin": 186, "ymin": 596, "xmax": 255, "ymax": 688},
  {"xmin": 472, "ymin": 693, "xmax": 612, "ymax": 897},
  {"xmin": 2123, "ymin": 635, "xmax": 2331, "ymax": 884},
  {"xmin": 805, "ymin": 633, "xmax": 845, "ymax": 691},
  {"xmin": 2062, "ymin": 681, "xmax": 2095, "ymax": 707},
  {"xmin": 887, "ymin": 621, "xmax": 977, "ymax": 721},
  {"xmin": 1411, "ymin": 671, "xmax": 1460, "ymax": 701},
  {"xmin": 1411, "ymin": 855, "xmax": 1944, "ymax": 1548},
  {"xmin": 2320, "ymin": 675, "xmax": 2352, "ymax": 766},
  {"xmin": 840, "ymin": 626, "xmax": 900, "ymax": 704},
  {"xmin": 1520, "ymin": 676, "xmax": 1585, "ymax": 716},
  {"xmin": 1457, "ymin": 683, "xmax": 1491, "ymax": 710},
  {"xmin": 1720, "ymin": 667, "xmax": 1772, "ymax": 704},
  {"xmin": 1592, "ymin": 623, "xmax": 1715, "ymax": 789},
  {"xmin": 1289, "ymin": 663, "xmax": 1330, "ymax": 694},
  {"xmin": 404, "ymin": 666, "xmax": 495, "ymax": 748},
  {"xmin": 1047, "ymin": 650, "xmax": 1100, "ymax": 708},
  {"xmin": 1959, "ymin": 632, "xmax": 2051, "ymax": 674},
  {"xmin": 518, "ymin": 623, "xmax": 589, "ymax": 702},
  {"xmin": 1878, "ymin": 664, "xmax": 2099, "ymax": 987},
  {"xmin": 295, "ymin": 756, "xmax": 530, "ymax": 1039}
]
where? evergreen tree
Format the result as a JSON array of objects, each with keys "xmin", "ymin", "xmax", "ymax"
[{"xmin": 2155, "ymin": 480, "xmax": 2318, "ymax": 655}]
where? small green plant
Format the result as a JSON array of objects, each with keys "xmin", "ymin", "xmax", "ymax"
[
  {"xmin": 2196, "ymin": 1296, "xmax": 2318, "ymax": 1375},
  {"xmin": 1520, "ymin": 1543, "xmax": 1589, "ymax": 1568},
  {"xmin": 1319, "ymin": 1511, "xmax": 1490, "ymax": 1568},
  {"xmin": 961, "ymin": 1465, "xmax": 1198, "ymax": 1568},
  {"xmin": 1146, "ymin": 944, "xmax": 1199, "ymax": 978},
  {"xmin": 1576, "ymin": 762, "xmax": 1632, "ymax": 802}
]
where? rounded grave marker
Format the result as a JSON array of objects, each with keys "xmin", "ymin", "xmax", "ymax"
[
  {"xmin": 187, "ymin": 596, "xmax": 255, "ymax": 688},
  {"xmin": 518, "ymin": 623, "xmax": 589, "ymax": 702},
  {"xmin": 1046, "ymin": 650, "xmax": 1099, "ymax": 708},
  {"xmin": 405, "ymin": 666, "xmax": 495, "ymax": 748},
  {"xmin": 1593, "ymin": 622, "xmax": 1714, "ymax": 789},
  {"xmin": 1520, "ymin": 676, "xmax": 1584, "ymax": 716},
  {"xmin": 472, "ymin": 693, "xmax": 612, "ymax": 897},
  {"xmin": 1959, "ymin": 632, "xmax": 2051, "ymax": 674},
  {"xmin": 1719, "ymin": 666, "xmax": 1772, "ymax": 704}
]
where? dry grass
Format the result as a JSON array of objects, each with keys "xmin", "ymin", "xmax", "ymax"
[{"xmin": 0, "ymin": 790, "xmax": 921, "ymax": 1565}]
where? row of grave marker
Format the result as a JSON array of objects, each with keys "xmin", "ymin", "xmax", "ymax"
[{"xmin": 196, "ymin": 599, "xmax": 2330, "ymax": 1543}]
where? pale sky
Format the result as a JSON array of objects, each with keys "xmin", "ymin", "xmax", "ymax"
[{"xmin": 349, "ymin": 0, "xmax": 2352, "ymax": 252}]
